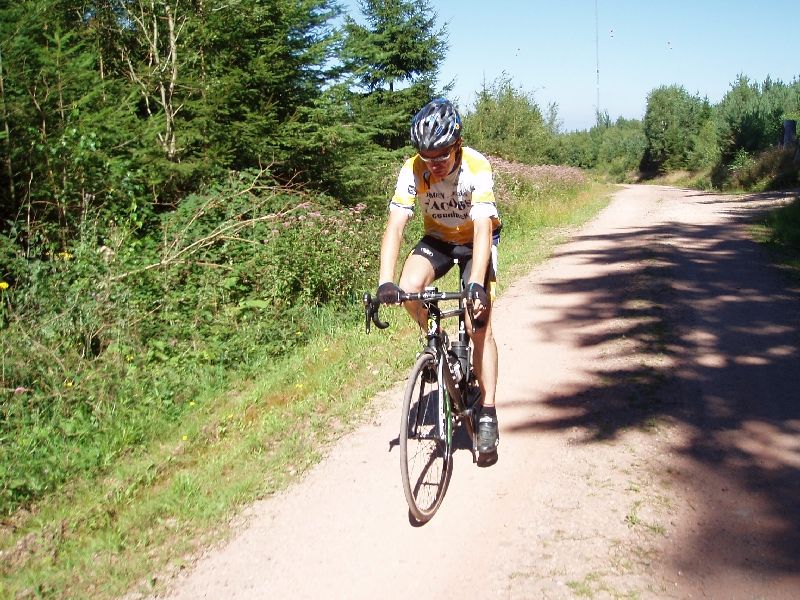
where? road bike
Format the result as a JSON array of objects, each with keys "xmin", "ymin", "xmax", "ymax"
[{"xmin": 363, "ymin": 283, "xmax": 483, "ymax": 524}]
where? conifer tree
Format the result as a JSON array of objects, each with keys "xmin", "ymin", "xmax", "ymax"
[
  {"xmin": 341, "ymin": 0, "xmax": 448, "ymax": 149},
  {"xmin": 198, "ymin": 0, "xmax": 340, "ymax": 173}
]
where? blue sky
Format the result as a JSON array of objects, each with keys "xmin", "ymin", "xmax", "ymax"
[{"xmin": 341, "ymin": 0, "xmax": 800, "ymax": 132}]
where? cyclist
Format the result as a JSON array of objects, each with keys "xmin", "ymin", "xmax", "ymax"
[{"xmin": 376, "ymin": 97, "xmax": 501, "ymax": 455}]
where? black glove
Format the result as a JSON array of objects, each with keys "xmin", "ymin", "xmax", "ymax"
[
  {"xmin": 377, "ymin": 282, "xmax": 403, "ymax": 304},
  {"xmin": 466, "ymin": 282, "xmax": 489, "ymax": 328},
  {"xmin": 466, "ymin": 282, "xmax": 488, "ymax": 306}
]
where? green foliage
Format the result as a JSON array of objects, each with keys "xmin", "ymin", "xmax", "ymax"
[
  {"xmin": 280, "ymin": 84, "xmax": 401, "ymax": 201},
  {"xmin": 463, "ymin": 74, "xmax": 558, "ymax": 164},
  {"xmin": 342, "ymin": 0, "xmax": 446, "ymax": 93},
  {"xmin": 593, "ymin": 119, "xmax": 647, "ymax": 180},
  {"xmin": 557, "ymin": 117, "xmax": 646, "ymax": 181},
  {"xmin": 0, "ymin": 171, "xmax": 385, "ymax": 515},
  {"xmin": 716, "ymin": 76, "xmax": 787, "ymax": 159},
  {"xmin": 763, "ymin": 196, "xmax": 800, "ymax": 252},
  {"xmin": 341, "ymin": 0, "xmax": 448, "ymax": 148},
  {"xmin": 557, "ymin": 76, "xmax": 799, "ymax": 187},
  {"xmin": 724, "ymin": 147, "xmax": 800, "ymax": 191},
  {"xmin": 200, "ymin": 0, "xmax": 341, "ymax": 173},
  {"xmin": 642, "ymin": 85, "xmax": 713, "ymax": 173}
]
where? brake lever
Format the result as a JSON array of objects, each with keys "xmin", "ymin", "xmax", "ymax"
[
  {"xmin": 363, "ymin": 293, "xmax": 372, "ymax": 333},
  {"xmin": 363, "ymin": 293, "xmax": 390, "ymax": 332}
]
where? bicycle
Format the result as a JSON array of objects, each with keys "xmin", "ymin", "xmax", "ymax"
[{"xmin": 363, "ymin": 279, "xmax": 484, "ymax": 524}]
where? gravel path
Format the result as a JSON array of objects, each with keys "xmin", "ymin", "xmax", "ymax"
[{"xmin": 148, "ymin": 184, "xmax": 800, "ymax": 600}]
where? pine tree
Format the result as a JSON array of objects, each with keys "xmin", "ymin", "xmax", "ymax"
[
  {"xmin": 0, "ymin": 0, "xmax": 117, "ymax": 246},
  {"xmin": 341, "ymin": 0, "xmax": 448, "ymax": 149},
  {"xmin": 199, "ymin": 0, "xmax": 340, "ymax": 173}
]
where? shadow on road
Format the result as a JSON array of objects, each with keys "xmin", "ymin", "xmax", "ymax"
[{"xmin": 505, "ymin": 191, "xmax": 800, "ymax": 580}]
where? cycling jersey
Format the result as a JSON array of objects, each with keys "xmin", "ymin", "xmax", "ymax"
[{"xmin": 390, "ymin": 146, "xmax": 502, "ymax": 245}]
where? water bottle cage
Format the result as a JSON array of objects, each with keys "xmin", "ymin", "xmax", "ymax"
[{"xmin": 448, "ymin": 352, "xmax": 464, "ymax": 384}]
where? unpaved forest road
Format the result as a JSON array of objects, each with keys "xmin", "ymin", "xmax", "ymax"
[{"xmin": 149, "ymin": 185, "xmax": 800, "ymax": 600}]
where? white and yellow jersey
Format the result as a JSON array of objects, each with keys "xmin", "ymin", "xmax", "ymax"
[{"xmin": 389, "ymin": 146, "xmax": 502, "ymax": 245}]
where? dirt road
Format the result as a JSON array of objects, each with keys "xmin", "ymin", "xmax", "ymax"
[{"xmin": 150, "ymin": 185, "xmax": 800, "ymax": 599}]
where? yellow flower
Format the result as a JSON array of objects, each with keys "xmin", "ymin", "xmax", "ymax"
[
  {"xmin": 65, "ymin": 380, "xmax": 74, "ymax": 388},
  {"xmin": 58, "ymin": 251, "xmax": 73, "ymax": 261},
  {"xmin": 295, "ymin": 383, "xmax": 303, "ymax": 389},
  {"xmin": 0, "ymin": 281, "xmax": 8, "ymax": 290},
  {"xmin": 182, "ymin": 435, "xmax": 188, "ymax": 441}
]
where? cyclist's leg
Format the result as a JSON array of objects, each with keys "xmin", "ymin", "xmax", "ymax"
[
  {"xmin": 398, "ymin": 254, "xmax": 435, "ymax": 328},
  {"xmin": 461, "ymin": 243, "xmax": 499, "ymax": 453},
  {"xmin": 461, "ymin": 239, "xmax": 498, "ymax": 398},
  {"xmin": 461, "ymin": 265, "xmax": 498, "ymax": 409},
  {"xmin": 399, "ymin": 236, "xmax": 455, "ymax": 328}
]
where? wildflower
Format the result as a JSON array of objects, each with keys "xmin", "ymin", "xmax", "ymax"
[
  {"xmin": 189, "ymin": 401, "xmax": 195, "ymax": 407},
  {"xmin": 294, "ymin": 383, "xmax": 303, "ymax": 389},
  {"xmin": 182, "ymin": 435, "xmax": 188, "ymax": 441},
  {"xmin": 65, "ymin": 380, "xmax": 74, "ymax": 388},
  {"xmin": 0, "ymin": 281, "xmax": 8, "ymax": 290},
  {"xmin": 295, "ymin": 331, "xmax": 302, "ymax": 336},
  {"xmin": 14, "ymin": 386, "xmax": 27, "ymax": 394},
  {"xmin": 58, "ymin": 251, "xmax": 73, "ymax": 261}
]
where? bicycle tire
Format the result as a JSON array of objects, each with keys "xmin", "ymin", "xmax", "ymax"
[{"xmin": 400, "ymin": 352, "xmax": 453, "ymax": 523}]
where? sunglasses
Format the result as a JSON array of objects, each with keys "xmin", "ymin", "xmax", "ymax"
[{"xmin": 419, "ymin": 147, "xmax": 456, "ymax": 164}]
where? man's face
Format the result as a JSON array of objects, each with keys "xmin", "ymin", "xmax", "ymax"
[{"xmin": 419, "ymin": 142, "xmax": 459, "ymax": 177}]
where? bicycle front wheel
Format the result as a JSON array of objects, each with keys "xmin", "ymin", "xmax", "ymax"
[{"xmin": 400, "ymin": 352, "xmax": 453, "ymax": 523}]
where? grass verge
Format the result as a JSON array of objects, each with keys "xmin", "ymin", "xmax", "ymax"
[
  {"xmin": 0, "ymin": 168, "xmax": 614, "ymax": 600},
  {"xmin": 751, "ymin": 194, "xmax": 800, "ymax": 281}
]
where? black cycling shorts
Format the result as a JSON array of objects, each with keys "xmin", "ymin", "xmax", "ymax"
[{"xmin": 409, "ymin": 234, "xmax": 499, "ymax": 299}]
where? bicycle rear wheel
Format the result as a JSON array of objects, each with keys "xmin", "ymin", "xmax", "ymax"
[{"xmin": 400, "ymin": 352, "xmax": 453, "ymax": 523}]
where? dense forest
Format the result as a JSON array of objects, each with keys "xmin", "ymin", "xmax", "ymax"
[{"xmin": 1, "ymin": 0, "xmax": 799, "ymax": 517}]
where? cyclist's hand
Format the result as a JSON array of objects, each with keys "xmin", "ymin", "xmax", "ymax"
[
  {"xmin": 466, "ymin": 282, "xmax": 489, "ymax": 327},
  {"xmin": 377, "ymin": 282, "xmax": 403, "ymax": 305}
]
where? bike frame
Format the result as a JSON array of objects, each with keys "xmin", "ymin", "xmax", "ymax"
[
  {"xmin": 421, "ymin": 290, "xmax": 472, "ymax": 422},
  {"xmin": 364, "ymin": 286, "xmax": 481, "ymax": 444}
]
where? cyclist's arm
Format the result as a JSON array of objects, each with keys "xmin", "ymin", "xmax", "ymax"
[
  {"xmin": 468, "ymin": 216, "xmax": 492, "ymax": 286},
  {"xmin": 379, "ymin": 208, "xmax": 411, "ymax": 284}
]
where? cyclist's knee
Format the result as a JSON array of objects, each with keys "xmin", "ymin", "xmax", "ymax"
[
  {"xmin": 399, "ymin": 270, "xmax": 433, "ymax": 292},
  {"xmin": 400, "ymin": 256, "xmax": 435, "ymax": 292}
]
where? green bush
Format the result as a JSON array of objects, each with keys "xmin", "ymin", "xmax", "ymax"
[
  {"xmin": 642, "ymin": 85, "xmax": 713, "ymax": 173},
  {"xmin": 0, "ymin": 171, "xmax": 385, "ymax": 515},
  {"xmin": 463, "ymin": 74, "xmax": 559, "ymax": 165},
  {"xmin": 554, "ymin": 118, "xmax": 645, "ymax": 182},
  {"xmin": 764, "ymin": 196, "xmax": 800, "ymax": 251},
  {"xmin": 728, "ymin": 147, "xmax": 800, "ymax": 191}
]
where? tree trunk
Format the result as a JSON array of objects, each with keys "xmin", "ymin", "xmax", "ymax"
[
  {"xmin": 122, "ymin": 0, "xmax": 182, "ymax": 161},
  {"xmin": 0, "ymin": 45, "xmax": 16, "ymax": 205}
]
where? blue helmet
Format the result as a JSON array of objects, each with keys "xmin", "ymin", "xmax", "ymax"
[{"xmin": 410, "ymin": 98, "xmax": 462, "ymax": 151}]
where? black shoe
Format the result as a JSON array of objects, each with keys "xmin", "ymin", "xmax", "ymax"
[{"xmin": 477, "ymin": 408, "xmax": 499, "ymax": 453}]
